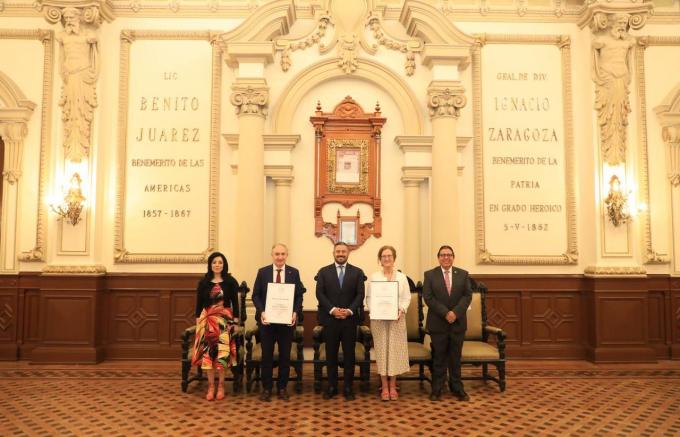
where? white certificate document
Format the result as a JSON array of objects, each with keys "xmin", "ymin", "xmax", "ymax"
[
  {"xmin": 265, "ymin": 283, "xmax": 295, "ymax": 325},
  {"xmin": 369, "ymin": 281, "xmax": 399, "ymax": 321}
]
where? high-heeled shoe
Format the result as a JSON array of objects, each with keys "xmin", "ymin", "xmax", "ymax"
[
  {"xmin": 206, "ymin": 385, "xmax": 215, "ymax": 401},
  {"xmin": 389, "ymin": 387, "xmax": 399, "ymax": 400},
  {"xmin": 216, "ymin": 384, "xmax": 225, "ymax": 401}
]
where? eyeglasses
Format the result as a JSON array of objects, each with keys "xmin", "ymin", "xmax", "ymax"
[
  {"xmin": 438, "ymin": 253, "xmax": 454, "ymax": 258},
  {"xmin": 380, "ymin": 254, "xmax": 394, "ymax": 259}
]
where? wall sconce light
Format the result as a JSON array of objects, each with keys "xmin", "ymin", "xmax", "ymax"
[
  {"xmin": 604, "ymin": 174, "xmax": 630, "ymax": 227},
  {"xmin": 50, "ymin": 172, "xmax": 86, "ymax": 226}
]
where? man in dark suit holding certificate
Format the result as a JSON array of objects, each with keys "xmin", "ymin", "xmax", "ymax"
[
  {"xmin": 423, "ymin": 245, "xmax": 472, "ymax": 402},
  {"xmin": 252, "ymin": 243, "xmax": 304, "ymax": 401},
  {"xmin": 315, "ymin": 242, "xmax": 366, "ymax": 400}
]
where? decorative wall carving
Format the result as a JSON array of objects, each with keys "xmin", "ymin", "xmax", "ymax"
[
  {"xmin": 275, "ymin": 0, "xmax": 423, "ymax": 76},
  {"xmin": 591, "ymin": 13, "xmax": 635, "ymax": 165},
  {"xmin": 427, "ymin": 82, "xmax": 466, "ymax": 119},
  {"xmin": 230, "ymin": 83, "xmax": 269, "ymax": 117}
]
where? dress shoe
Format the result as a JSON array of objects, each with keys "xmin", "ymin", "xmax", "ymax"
[
  {"xmin": 277, "ymin": 388, "xmax": 289, "ymax": 401},
  {"xmin": 343, "ymin": 389, "xmax": 355, "ymax": 401},
  {"xmin": 429, "ymin": 391, "xmax": 441, "ymax": 402},
  {"xmin": 323, "ymin": 387, "xmax": 338, "ymax": 400},
  {"xmin": 452, "ymin": 390, "xmax": 470, "ymax": 402},
  {"xmin": 259, "ymin": 389, "xmax": 272, "ymax": 402}
]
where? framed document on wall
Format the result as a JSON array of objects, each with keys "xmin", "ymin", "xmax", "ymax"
[{"xmin": 310, "ymin": 97, "xmax": 386, "ymax": 249}]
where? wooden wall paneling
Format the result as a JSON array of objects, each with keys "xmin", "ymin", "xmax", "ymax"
[
  {"xmin": 105, "ymin": 274, "xmax": 198, "ymax": 359},
  {"xmin": 31, "ymin": 274, "xmax": 106, "ymax": 363},
  {"xmin": 0, "ymin": 275, "xmax": 18, "ymax": 359},
  {"xmin": 529, "ymin": 291, "xmax": 584, "ymax": 359},
  {"xmin": 586, "ymin": 277, "xmax": 656, "ymax": 363},
  {"xmin": 671, "ymin": 277, "xmax": 680, "ymax": 359}
]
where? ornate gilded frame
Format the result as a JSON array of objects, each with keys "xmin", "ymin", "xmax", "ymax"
[
  {"xmin": 310, "ymin": 97, "xmax": 385, "ymax": 249},
  {"xmin": 114, "ymin": 30, "xmax": 220, "ymax": 263},
  {"xmin": 472, "ymin": 34, "xmax": 577, "ymax": 265}
]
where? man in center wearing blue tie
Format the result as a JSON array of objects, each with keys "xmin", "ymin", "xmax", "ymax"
[
  {"xmin": 252, "ymin": 243, "xmax": 304, "ymax": 402},
  {"xmin": 315, "ymin": 241, "xmax": 366, "ymax": 400}
]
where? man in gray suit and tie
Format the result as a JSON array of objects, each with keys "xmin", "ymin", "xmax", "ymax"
[{"xmin": 423, "ymin": 245, "xmax": 472, "ymax": 402}]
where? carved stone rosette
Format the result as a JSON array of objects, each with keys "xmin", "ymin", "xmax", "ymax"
[
  {"xmin": 230, "ymin": 83, "xmax": 269, "ymax": 117},
  {"xmin": 427, "ymin": 82, "xmax": 466, "ymax": 119}
]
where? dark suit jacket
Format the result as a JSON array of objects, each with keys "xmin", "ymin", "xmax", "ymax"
[
  {"xmin": 423, "ymin": 266, "xmax": 472, "ymax": 334},
  {"xmin": 315, "ymin": 263, "xmax": 365, "ymax": 325},
  {"xmin": 252, "ymin": 264, "xmax": 304, "ymax": 325}
]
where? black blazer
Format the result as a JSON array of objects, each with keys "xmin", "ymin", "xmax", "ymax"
[
  {"xmin": 422, "ymin": 266, "xmax": 472, "ymax": 334},
  {"xmin": 315, "ymin": 263, "xmax": 365, "ymax": 325},
  {"xmin": 194, "ymin": 275, "xmax": 240, "ymax": 318},
  {"xmin": 252, "ymin": 264, "xmax": 305, "ymax": 324}
]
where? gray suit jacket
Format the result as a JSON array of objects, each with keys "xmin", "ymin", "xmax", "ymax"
[{"xmin": 423, "ymin": 266, "xmax": 472, "ymax": 334}]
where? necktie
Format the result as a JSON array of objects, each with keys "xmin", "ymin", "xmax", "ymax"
[
  {"xmin": 444, "ymin": 270, "xmax": 451, "ymax": 295},
  {"xmin": 338, "ymin": 265, "xmax": 345, "ymax": 287},
  {"xmin": 276, "ymin": 269, "xmax": 282, "ymax": 283}
]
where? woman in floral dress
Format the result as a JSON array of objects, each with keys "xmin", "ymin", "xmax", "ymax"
[{"xmin": 192, "ymin": 252, "xmax": 240, "ymax": 401}]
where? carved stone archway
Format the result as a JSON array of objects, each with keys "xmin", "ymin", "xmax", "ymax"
[
  {"xmin": 272, "ymin": 58, "xmax": 424, "ymax": 136},
  {"xmin": 0, "ymin": 71, "xmax": 36, "ymax": 272}
]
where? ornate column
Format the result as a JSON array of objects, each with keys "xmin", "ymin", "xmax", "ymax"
[
  {"xmin": 402, "ymin": 177, "xmax": 424, "ymax": 278},
  {"xmin": 230, "ymin": 79, "xmax": 269, "ymax": 279},
  {"xmin": 427, "ymin": 81, "xmax": 466, "ymax": 251},
  {"xmin": 272, "ymin": 176, "xmax": 293, "ymax": 245},
  {"xmin": 0, "ymin": 122, "xmax": 30, "ymax": 272}
]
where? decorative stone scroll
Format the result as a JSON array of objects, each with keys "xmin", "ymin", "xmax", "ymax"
[{"xmin": 230, "ymin": 82, "xmax": 269, "ymax": 117}]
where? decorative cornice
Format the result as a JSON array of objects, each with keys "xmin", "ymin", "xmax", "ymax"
[
  {"xmin": 230, "ymin": 81, "xmax": 269, "ymax": 117},
  {"xmin": 35, "ymin": 0, "xmax": 115, "ymax": 25},
  {"xmin": 421, "ymin": 44, "xmax": 471, "ymax": 70},
  {"xmin": 583, "ymin": 265, "xmax": 647, "ymax": 277},
  {"xmin": 427, "ymin": 81, "xmax": 466, "ymax": 119},
  {"xmin": 400, "ymin": 0, "xmax": 476, "ymax": 45},
  {"xmin": 223, "ymin": 42, "xmax": 276, "ymax": 68},
  {"xmin": 218, "ymin": 0, "xmax": 295, "ymax": 42},
  {"xmin": 42, "ymin": 264, "xmax": 107, "ymax": 275},
  {"xmin": 395, "ymin": 135, "xmax": 433, "ymax": 153}
]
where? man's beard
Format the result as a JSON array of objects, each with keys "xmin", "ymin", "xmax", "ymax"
[{"xmin": 65, "ymin": 23, "xmax": 78, "ymax": 34}]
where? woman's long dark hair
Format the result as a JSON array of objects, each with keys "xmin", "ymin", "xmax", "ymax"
[{"xmin": 201, "ymin": 251, "xmax": 229, "ymax": 284}]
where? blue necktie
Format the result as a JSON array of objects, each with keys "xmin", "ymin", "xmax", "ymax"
[{"xmin": 338, "ymin": 265, "xmax": 345, "ymax": 287}]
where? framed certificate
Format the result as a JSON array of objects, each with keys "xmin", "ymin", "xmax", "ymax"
[
  {"xmin": 369, "ymin": 281, "xmax": 399, "ymax": 321},
  {"xmin": 265, "ymin": 283, "xmax": 295, "ymax": 325}
]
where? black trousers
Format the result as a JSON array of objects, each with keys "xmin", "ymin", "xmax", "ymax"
[
  {"xmin": 430, "ymin": 330, "xmax": 464, "ymax": 394},
  {"xmin": 324, "ymin": 318, "xmax": 357, "ymax": 391},
  {"xmin": 260, "ymin": 323, "xmax": 294, "ymax": 391}
]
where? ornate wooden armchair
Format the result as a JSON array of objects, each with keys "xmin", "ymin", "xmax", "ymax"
[
  {"xmin": 461, "ymin": 279, "xmax": 506, "ymax": 392},
  {"xmin": 401, "ymin": 279, "xmax": 433, "ymax": 385},
  {"xmin": 180, "ymin": 281, "xmax": 249, "ymax": 393},
  {"xmin": 244, "ymin": 287, "xmax": 306, "ymax": 393}
]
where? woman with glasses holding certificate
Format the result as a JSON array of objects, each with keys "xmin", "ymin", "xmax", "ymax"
[{"xmin": 368, "ymin": 245, "xmax": 411, "ymax": 401}]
